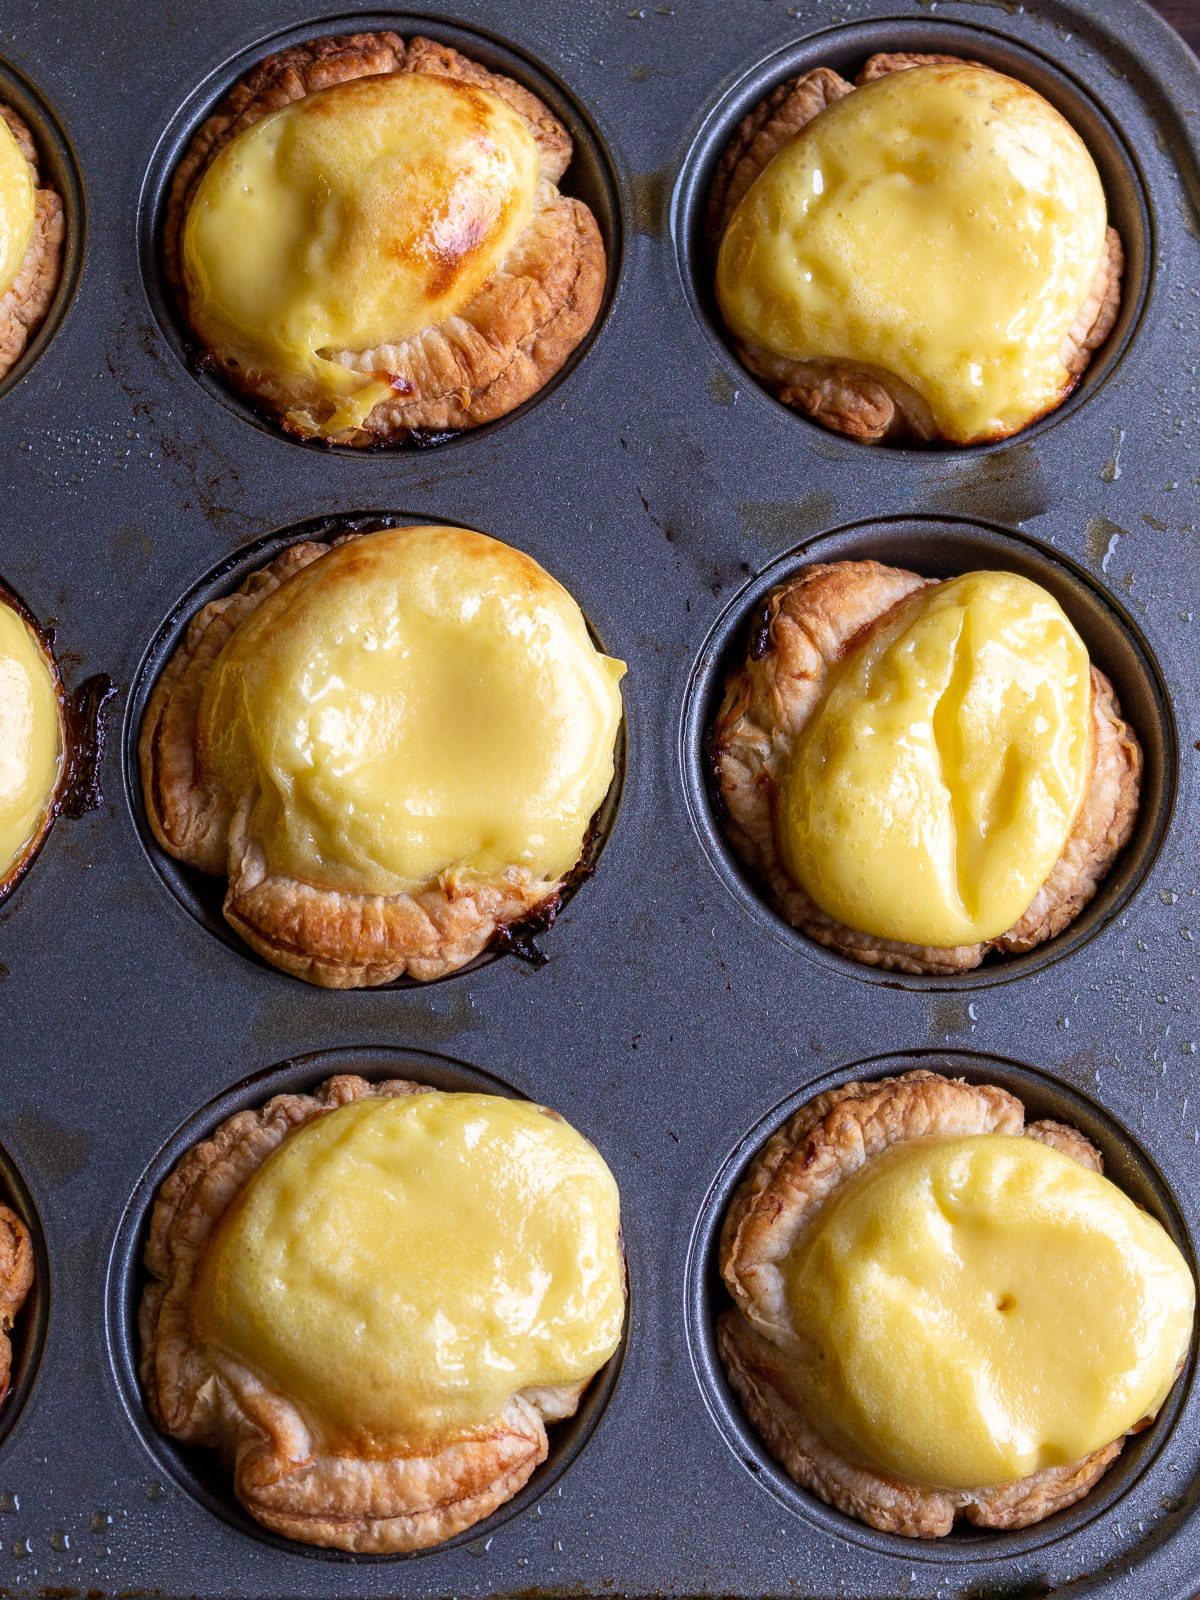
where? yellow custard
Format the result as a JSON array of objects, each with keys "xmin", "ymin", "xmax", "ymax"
[
  {"xmin": 192, "ymin": 1092, "xmax": 625, "ymax": 1444},
  {"xmin": 783, "ymin": 1134, "xmax": 1194, "ymax": 1490},
  {"xmin": 0, "ymin": 116, "xmax": 34, "ymax": 302},
  {"xmin": 0, "ymin": 600, "xmax": 62, "ymax": 885},
  {"xmin": 198, "ymin": 526, "xmax": 625, "ymax": 895},
  {"xmin": 716, "ymin": 64, "xmax": 1108, "ymax": 443},
  {"xmin": 780, "ymin": 571, "xmax": 1092, "ymax": 947},
  {"xmin": 181, "ymin": 72, "xmax": 540, "ymax": 439}
]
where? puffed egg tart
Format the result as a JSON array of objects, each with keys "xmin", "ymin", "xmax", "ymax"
[
  {"xmin": 140, "ymin": 1074, "xmax": 625, "ymax": 1552},
  {"xmin": 707, "ymin": 53, "xmax": 1123, "ymax": 445},
  {"xmin": 710, "ymin": 561, "xmax": 1140, "ymax": 975},
  {"xmin": 0, "ymin": 103, "xmax": 62, "ymax": 382},
  {"xmin": 139, "ymin": 524, "xmax": 624, "ymax": 986},
  {"xmin": 719, "ymin": 1070, "xmax": 1194, "ymax": 1537},
  {"xmin": 0, "ymin": 586, "xmax": 65, "ymax": 899},
  {"xmin": 0, "ymin": 1205, "xmax": 32, "ymax": 1408},
  {"xmin": 164, "ymin": 31, "xmax": 606, "ymax": 444}
]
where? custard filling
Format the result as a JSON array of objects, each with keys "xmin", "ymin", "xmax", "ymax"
[
  {"xmin": 779, "ymin": 571, "xmax": 1092, "ymax": 947},
  {"xmin": 191, "ymin": 1092, "xmax": 625, "ymax": 1444},
  {"xmin": 0, "ymin": 600, "xmax": 62, "ymax": 884},
  {"xmin": 0, "ymin": 116, "xmax": 34, "ymax": 302},
  {"xmin": 181, "ymin": 72, "xmax": 541, "ymax": 439},
  {"xmin": 716, "ymin": 64, "xmax": 1108, "ymax": 442},
  {"xmin": 198, "ymin": 526, "xmax": 625, "ymax": 896},
  {"xmin": 783, "ymin": 1133, "xmax": 1194, "ymax": 1490}
]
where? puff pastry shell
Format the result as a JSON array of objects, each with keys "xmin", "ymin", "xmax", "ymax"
[{"xmin": 139, "ymin": 535, "xmax": 598, "ymax": 987}]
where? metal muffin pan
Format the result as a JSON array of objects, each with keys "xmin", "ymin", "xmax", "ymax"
[
  {"xmin": 1, "ymin": 0, "xmax": 1199, "ymax": 1595},
  {"xmin": 681, "ymin": 515, "xmax": 1177, "ymax": 990}
]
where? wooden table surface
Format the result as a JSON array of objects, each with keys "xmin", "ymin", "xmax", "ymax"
[{"xmin": 1151, "ymin": 0, "xmax": 1200, "ymax": 50}]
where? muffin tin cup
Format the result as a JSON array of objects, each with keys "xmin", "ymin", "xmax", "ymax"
[
  {"xmin": 3, "ymin": 0, "xmax": 1200, "ymax": 1594},
  {"xmin": 670, "ymin": 15, "xmax": 1153, "ymax": 457},
  {"xmin": 684, "ymin": 1050, "xmax": 1198, "ymax": 1564},
  {"xmin": 121, "ymin": 512, "xmax": 627, "ymax": 988},
  {"xmin": 681, "ymin": 514, "xmax": 1177, "ymax": 990},
  {"xmin": 136, "ymin": 10, "xmax": 625, "ymax": 456},
  {"xmin": 103, "ymin": 1044, "xmax": 630, "ymax": 1563},
  {"xmin": 0, "ymin": 1147, "xmax": 49, "ymax": 1461},
  {"xmin": 0, "ymin": 54, "xmax": 85, "ymax": 406}
]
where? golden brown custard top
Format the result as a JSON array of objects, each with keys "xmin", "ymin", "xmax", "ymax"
[
  {"xmin": 784, "ymin": 1134, "xmax": 1194, "ymax": 1489},
  {"xmin": 181, "ymin": 72, "xmax": 540, "ymax": 438},
  {"xmin": 716, "ymin": 64, "xmax": 1109, "ymax": 443},
  {"xmin": 191, "ymin": 1092, "xmax": 625, "ymax": 1444},
  {"xmin": 197, "ymin": 526, "xmax": 625, "ymax": 896}
]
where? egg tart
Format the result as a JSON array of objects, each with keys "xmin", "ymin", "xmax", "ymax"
[
  {"xmin": 0, "ymin": 586, "xmax": 65, "ymax": 898},
  {"xmin": 709, "ymin": 561, "xmax": 1140, "ymax": 974},
  {"xmin": 0, "ymin": 104, "xmax": 62, "ymax": 382},
  {"xmin": 164, "ymin": 31, "xmax": 606, "ymax": 444},
  {"xmin": 0, "ymin": 1205, "xmax": 32, "ymax": 1406},
  {"xmin": 718, "ymin": 1069, "xmax": 1194, "ymax": 1537},
  {"xmin": 139, "ymin": 525, "xmax": 625, "ymax": 986},
  {"xmin": 707, "ymin": 55, "xmax": 1122, "ymax": 445},
  {"xmin": 140, "ymin": 1074, "xmax": 625, "ymax": 1552}
]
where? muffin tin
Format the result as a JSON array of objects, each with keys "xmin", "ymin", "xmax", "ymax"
[{"xmin": 2, "ymin": 0, "xmax": 1199, "ymax": 1595}]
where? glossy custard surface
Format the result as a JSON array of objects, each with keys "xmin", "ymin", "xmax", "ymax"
[
  {"xmin": 716, "ymin": 65, "xmax": 1108, "ymax": 443},
  {"xmin": 780, "ymin": 571, "xmax": 1092, "ymax": 947},
  {"xmin": 181, "ymin": 73, "xmax": 540, "ymax": 439},
  {"xmin": 0, "ymin": 116, "xmax": 34, "ymax": 302},
  {"xmin": 198, "ymin": 526, "xmax": 625, "ymax": 895},
  {"xmin": 0, "ymin": 600, "xmax": 61, "ymax": 884},
  {"xmin": 192, "ymin": 1092, "xmax": 625, "ymax": 1443},
  {"xmin": 783, "ymin": 1133, "xmax": 1194, "ymax": 1489}
]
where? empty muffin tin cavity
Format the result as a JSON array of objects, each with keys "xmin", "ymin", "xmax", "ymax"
[
  {"xmin": 0, "ymin": 1145, "xmax": 49, "ymax": 1456},
  {"xmin": 681, "ymin": 515, "xmax": 1175, "ymax": 990},
  {"xmin": 138, "ymin": 12, "xmax": 623, "ymax": 454},
  {"xmin": 684, "ymin": 1050, "xmax": 1198, "ymax": 1564},
  {"xmin": 104, "ymin": 1044, "xmax": 629, "ymax": 1561},
  {"xmin": 122, "ymin": 513, "xmax": 626, "ymax": 987},
  {"xmin": 671, "ymin": 17, "xmax": 1152, "ymax": 456},
  {"xmin": 0, "ymin": 55, "xmax": 84, "ymax": 405}
]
